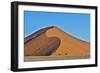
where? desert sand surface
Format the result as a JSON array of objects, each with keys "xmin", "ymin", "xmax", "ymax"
[{"xmin": 24, "ymin": 26, "xmax": 90, "ymax": 62}]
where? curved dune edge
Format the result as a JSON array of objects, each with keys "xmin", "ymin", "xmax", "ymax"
[{"xmin": 45, "ymin": 26, "xmax": 90, "ymax": 56}]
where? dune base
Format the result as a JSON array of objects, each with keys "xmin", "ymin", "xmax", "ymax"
[{"xmin": 24, "ymin": 55, "xmax": 90, "ymax": 62}]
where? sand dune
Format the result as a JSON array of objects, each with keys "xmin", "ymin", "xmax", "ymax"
[{"xmin": 24, "ymin": 26, "xmax": 90, "ymax": 61}]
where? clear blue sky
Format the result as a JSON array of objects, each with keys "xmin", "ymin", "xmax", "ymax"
[{"xmin": 24, "ymin": 11, "xmax": 90, "ymax": 42}]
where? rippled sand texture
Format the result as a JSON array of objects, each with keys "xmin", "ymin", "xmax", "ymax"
[{"xmin": 24, "ymin": 26, "xmax": 90, "ymax": 62}]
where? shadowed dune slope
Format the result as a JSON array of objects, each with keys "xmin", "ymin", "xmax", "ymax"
[{"xmin": 24, "ymin": 26, "xmax": 90, "ymax": 57}]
